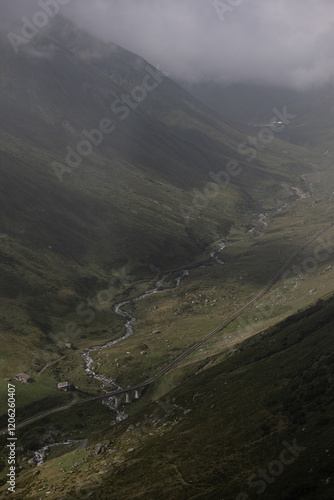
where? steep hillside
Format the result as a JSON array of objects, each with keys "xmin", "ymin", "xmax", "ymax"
[
  {"xmin": 181, "ymin": 80, "xmax": 334, "ymax": 156},
  {"xmin": 0, "ymin": 15, "xmax": 325, "ymax": 383},
  {"xmin": 179, "ymin": 80, "xmax": 300, "ymax": 124},
  {"xmin": 3, "ymin": 292, "xmax": 334, "ymax": 499},
  {"xmin": 1, "ymin": 13, "xmax": 334, "ymax": 500},
  {"xmin": 286, "ymin": 84, "xmax": 334, "ymax": 154}
]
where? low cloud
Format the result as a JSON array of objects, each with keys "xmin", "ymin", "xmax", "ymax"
[
  {"xmin": 2, "ymin": 0, "xmax": 334, "ymax": 90},
  {"xmin": 65, "ymin": 0, "xmax": 334, "ymax": 90},
  {"xmin": 0, "ymin": 0, "xmax": 39, "ymax": 31}
]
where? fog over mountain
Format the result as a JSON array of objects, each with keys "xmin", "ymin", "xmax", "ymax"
[
  {"xmin": 2, "ymin": 0, "xmax": 334, "ymax": 90},
  {"xmin": 2, "ymin": 2, "xmax": 334, "ymax": 499}
]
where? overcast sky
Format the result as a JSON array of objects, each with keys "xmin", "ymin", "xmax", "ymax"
[{"xmin": 3, "ymin": 0, "xmax": 334, "ymax": 90}]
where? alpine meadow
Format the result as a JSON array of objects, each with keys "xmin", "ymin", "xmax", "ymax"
[{"xmin": 1, "ymin": 2, "xmax": 334, "ymax": 499}]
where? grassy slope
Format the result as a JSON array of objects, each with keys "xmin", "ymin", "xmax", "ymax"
[
  {"xmin": 1, "ymin": 22, "xmax": 334, "ymax": 499},
  {"xmin": 181, "ymin": 80, "xmax": 334, "ymax": 156},
  {"xmin": 0, "ymin": 15, "xmax": 328, "ymax": 392},
  {"xmin": 4, "ymin": 291, "xmax": 334, "ymax": 499},
  {"xmin": 178, "ymin": 80, "xmax": 300, "ymax": 124},
  {"xmin": 54, "ymin": 189, "xmax": 334, "ymax": 393}
]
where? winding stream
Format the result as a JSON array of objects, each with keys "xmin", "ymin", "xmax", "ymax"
[
  {"xmin": 81, "ymin": 249, "xmax": 225, "ymax": 415},
  {"xmin": 32, "ymin": 252, "xmax": 223, "ymax": 464},
  {"xmin": 79, "ymin": 176, "xmax": 316, "ymax": 412}
]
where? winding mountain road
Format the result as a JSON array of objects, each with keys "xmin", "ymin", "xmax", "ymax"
[{"xmin": 2, "ymin": 222, "xmax": 332, "ymax": 433}]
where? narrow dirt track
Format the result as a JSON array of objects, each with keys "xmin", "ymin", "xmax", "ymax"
[{"xmin": 2, "ymin": 223, "xmax": 332, "ymax": 433}]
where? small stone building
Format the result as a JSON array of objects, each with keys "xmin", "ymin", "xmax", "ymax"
[
  {"xmin": 14, "ymin": 373, "xmax": 32, "ymax": 383},
  {"xmin": 57, "ymin": 381, "xmax": 74, "ymax": 391}
]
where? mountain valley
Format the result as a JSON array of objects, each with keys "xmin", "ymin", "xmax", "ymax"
[{"xmin": 0, "ymin": 12, "xmax": 334, "ymax": 500}]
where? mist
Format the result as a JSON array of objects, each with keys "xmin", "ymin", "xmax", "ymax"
[{"xmin": 2, "ymin": 0, "xmax": 334, "ymax": 90}]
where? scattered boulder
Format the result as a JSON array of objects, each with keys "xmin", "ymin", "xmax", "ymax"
[
  {"xmin": 153, "ymin": 330, "xmax": 160, "ymax": 334},
  {"xmin": 94, "ymin": 444, "xmax": 106, "ymax": 455}
]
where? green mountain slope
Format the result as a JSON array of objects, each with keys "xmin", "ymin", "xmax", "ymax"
[
  {"xmin": 4, "ymin": 292, "xmax": 334, "ymax": 499},
  {"xmin": 0, "ymin": 15, "xmax": 325, "ymax": 382},
  {"xmin": 286, "ymin": 84, "xmax": 334, "ymax": 154},
  {"xmin": 0, "ymin": 14, "xmax": 334, "ymax": 500},
  {"xmin": 179, "ymin": 80, "xmax": 300, "ymax": 124},
  {"xmin": 181, "ymin": 80, "xmax": 334, "ymax": 156}
]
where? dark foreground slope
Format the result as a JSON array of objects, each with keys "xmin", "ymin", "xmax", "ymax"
[{"xmin": 4, "ymin": 292, "xmax": 334, "ymax": 499}]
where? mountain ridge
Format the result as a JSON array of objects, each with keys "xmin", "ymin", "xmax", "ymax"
[{"xmin": 1, "ymin": 16, "xmax": 334, "ymax": 499}]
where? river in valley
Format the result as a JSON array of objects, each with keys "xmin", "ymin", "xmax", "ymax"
[{"xmin": 81, "ymin": 248, "xmax": 225, "ymax": 418}]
